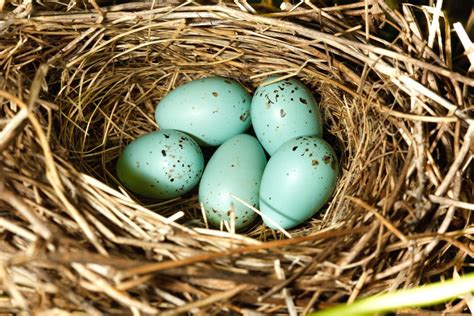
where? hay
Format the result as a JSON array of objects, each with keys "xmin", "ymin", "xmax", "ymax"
[{"xmin": 1, "ymin": 0, "xmax": 473, "ymax": 314}]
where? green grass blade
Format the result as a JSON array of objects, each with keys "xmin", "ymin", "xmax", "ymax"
[{"xmin": 311, "ymin": 273, "xmax": 474, "ymax": 316}]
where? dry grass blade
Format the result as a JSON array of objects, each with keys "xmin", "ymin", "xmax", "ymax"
[
  {"xmin": 160, "ymin": 284, "xmax": 250, "ymax": 316},
  {"xmin": 119, "ymin": 226, "xmax": 369, "ymax": 278}
]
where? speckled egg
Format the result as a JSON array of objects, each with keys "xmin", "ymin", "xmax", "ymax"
[
  {"xmin": 259, "ymin": 136, "xmax": 338, "ymax": 229},
  {"xmin": 199, "ymin": 134, "xmax": 267, "ymax": 230},
  {"xmin": 116, "ymin": 130, "xmax": 204, "ymax": 199},
  {"xmin": 251, "ymin": 76, "xmax": 323, "ymax": 155},
  {"xmin": 155, "ymin": 77, "xmax": 252, "ymax": 146}
]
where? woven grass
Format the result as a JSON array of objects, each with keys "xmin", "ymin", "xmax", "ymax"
[{"xmin": 1, "ymin": 1, "xmax": 473, "ymax": 314}]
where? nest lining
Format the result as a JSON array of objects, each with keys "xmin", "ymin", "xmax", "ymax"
[{"xmin": 1, "ymin": 1, "xmax": 473, "ymax": 315}]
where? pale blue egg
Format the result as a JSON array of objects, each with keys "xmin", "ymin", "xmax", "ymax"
[
  {"xmin": 116, "ymin": 130, "xmax": 204, "ymax": 199},
  {"xmin": 155, "ymin": 77, "xmax": 252, "ymax": 146},
  {"xmin": 199, "ymin": 134, "xmax": 267, "ymax": 230},
  {"xmin": 259, "ymin": 136, "xmax": 338, "ymax": 229},
  {"xmin": 251, "ymin": 77, "xmax": 323, "ymax": 155}
]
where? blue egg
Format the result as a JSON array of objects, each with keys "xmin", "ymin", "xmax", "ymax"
[
  {"xmin": 251, "ymin": 77, "xmax": 323, "ymax": 155},
  {"xmin": 259, "ymin": 136, "xmax": 338, "ymax": 229},
  {"xmin": 199, "ymin": 134, "xmax": 267, "ymax": 230},
  {"xmin": 116, "ymin": 130, "xmax": 204, "ymax": 199},
  {"xmin": 155, "ymin": 77, "xmax": 252, "ymax": 146}
]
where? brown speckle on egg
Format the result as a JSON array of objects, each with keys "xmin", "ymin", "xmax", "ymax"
[
  {"xmin": 300, "ymin": 97, "xmax": 307, "ymax": 104},
  {"xmin": 312, "ymin": 160, "xmax": 319, "ymax": 166},
  {"xmin": 240, "ymin": 110, "xmax": 249, "ymax": 122},
  {"xmin": 212, "ymin": 91, "xmax": 218, "ymax": 97},
  {"xmin": 264, "ymin": 94, "xmax": 274, "ymax": 108},
  {"xmin": 323, "ymin": 155, "xmax": 331, "ymax": 164},
  {"xmin": 280, "ymin": 109, "xmax": 286, "ymax": 118}
]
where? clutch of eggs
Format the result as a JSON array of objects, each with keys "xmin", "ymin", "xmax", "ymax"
[{"xmin": 116, "ymin": 75, "xmax": 339, "ymax": 230}]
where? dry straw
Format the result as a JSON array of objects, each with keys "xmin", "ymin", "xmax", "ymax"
[{"xmin": 1, "ymin": 0, "xmax": 473, "ymax": 314}]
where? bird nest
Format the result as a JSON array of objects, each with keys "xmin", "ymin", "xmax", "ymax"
[{"xmin": 1, "ymin": 1, "xmax": 473, "ymax": 315}]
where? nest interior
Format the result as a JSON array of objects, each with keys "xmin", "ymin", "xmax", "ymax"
[{"xmin": 1, "ymin": 1, "xmax": 473, "ymax": 315}]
